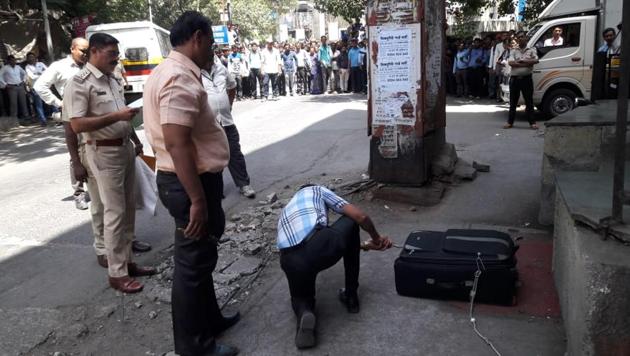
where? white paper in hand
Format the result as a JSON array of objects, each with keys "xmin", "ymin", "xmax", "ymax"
[{"xmin": 128, "ymin": 98, "xmax": 143, "ymax": 109}]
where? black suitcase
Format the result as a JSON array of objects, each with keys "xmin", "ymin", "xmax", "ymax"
[{"xmin": 394, "ymin": 229, "xmax": 518, "ymax": 305}]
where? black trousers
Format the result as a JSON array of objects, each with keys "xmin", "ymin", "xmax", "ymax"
[
  {"xmin": 280, "ymin": 216, "xmax": 360, "ymax": 317},
  {"xmin": 250, "ymin": 68, "xmax": 264, "ymax": 98},
  {"xmin": 224, "ymin": 124, "xmax": 250, "ymax": 188},
  {"xmin": 296, "ymin": 67, "xmax": 309, "ymax": 94},
  {"xmin": 350, "ymin": 67, "xmax": 362, "ymax": 93},
  {"xmin": 156, "ymin": 171, "xmax": 225, "ymax": 356},
  {"xmin": 263, "ymin": 73, "xmax": 279, "ymax": 98},
  {"xmin": 468, "ymin": 67, "xmax": 485, "ymax": 97},
  {"xmin": 508, "ymin": 75, "xmax": 535, "ymax": 125}
]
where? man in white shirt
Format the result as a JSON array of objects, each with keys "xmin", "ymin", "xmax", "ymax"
[
  {"xmin": 295, "ymin": 43, "xmax": 310, "ymax": 95},
  {"xmin": 25, "ymin": 52, "xmax": 48, "ymax": 126},
  {"xmin": 0, "ymin": 55, "xmax": 29, "ymax": 123},
  {"xmin": 227, "ymin": 45, "xmax": 244, "ymax": 100},
  {"xmin": 261, "ymin": 40, "xmax": 282, "ymax": 100},
  {"xmin": 487, "ymin": 32, "xmax": 507, "ymax": 100},
  {"xmin": 543, "ymin": 27, "xmax": 564, "ymax": 47},
  {"xmin": 202, "ymin": 58, "xmax": 256, "ymax": 199},
  {"xmin": 247, "ymin": 42, "xmax": 264, "ymax": 99},
  {"xmin": 34, "ymin": 38, "xmax": 92, "ymax": 211}
]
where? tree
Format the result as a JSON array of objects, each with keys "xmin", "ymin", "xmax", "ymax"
[
  {"xmin": 314, "ymin": 0, "xmax": 364, "ymax": 23},
  {"xmin": 311, "ymin": 0, "xmax": 553, "ymax": 30}
]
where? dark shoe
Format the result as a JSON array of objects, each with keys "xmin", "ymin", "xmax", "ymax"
[
  {"xmin": 97, "ymin": 255, "xmax": 108, "ymax": 268},
  {"xmin": 208, "ymin": 344, "xmax": 239, "ymax": 356},
  {"xmin": 295, "ymin": 311, "xmax": 316, "ymax": 349},
  {"xmin": 213, "ymin": 311, "xmax": 241, "ymax": 335},
  {"xmin": 338, "ymin": 288, "xmax": 360, "ymax": 313},
  {"xmin": 108, "ymin": 276, "xmax": 143, "ymax": 294},
  {"xmin": 128, "ymin": 263, "xmax": 157, "ymax": 277},
  {"xmin": 132, "ymin": 240, "xmax": 152, "ymax": 253}
]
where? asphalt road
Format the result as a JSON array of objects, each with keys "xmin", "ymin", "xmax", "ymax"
[{"xmin": 0, "ymin": 94, "xmax": 564, "ymax": 355}]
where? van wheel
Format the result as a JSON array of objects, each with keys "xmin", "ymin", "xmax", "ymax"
[{"xmin": 543, "ymin": 88, "xmax": 576, "ymax": 117}]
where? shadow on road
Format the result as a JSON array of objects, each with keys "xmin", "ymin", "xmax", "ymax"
[{"xmin": 0, "ymin": 125, "xmax": 67, "ymax": 167}]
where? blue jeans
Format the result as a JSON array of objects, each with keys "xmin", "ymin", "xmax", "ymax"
[{"xmin": 30, "ymin": 91, "xmax": 46, "ymax": 124}]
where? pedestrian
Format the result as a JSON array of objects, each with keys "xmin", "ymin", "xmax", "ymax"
[
  {"xmin": 34, "ymin": 38, "xmax": 91, "ymax": 210},
  {"xmin": 261, "ymin": 40, "xmax": 282, "ymax": 100},
  {"xmin": 0, "ymin": 55, "xmax": 29, "ymax": 124},
  {"xmin": 347, "ymin": 39, "xmax": 362, "ymax": 93},
  {"xmin": 295, "ymin": 43, "xmax": 310, "ymax": 95},
  {"xmin": 24, "ymin": 52, "xmax": 48, "ymax": 126},
  {"xmin": 278, "ymin": 184, "xmax": 392, "ymax": 349},
  {"xmin": 331, "ymin": 43, "xmax": 341, "ymax": 93},
  {"xmin": 468, "ymin": 38, "xmax": 486, "ymax": 99},
  {"xmin": 318, "ymin": 36, "xmax": 333, "ymax": 94},
  {"xmin": 598, "ymin": 27, "xmax": 620, "ymax": 55},
  {"xmin": 487, "ymin": 34, "xmax": 505, "ymax": 100},
  {"xmin": 453, "ymin": 42, "xmax": 470, "ymax": 98},
  {"xmin": 281, "ymin": 43, "xmax": 298, "ymax": 96},
  {"xmin": 247, "ymin": 42, "xmax": 264, "ymax": 99},
  {"xmin": 143, "ymin": 11, "xmax": 239, "ymax": 356},
  {"xmin": 358, "ymin": 40, "xmax": 368, "ymax": 94},
  {"xmin": 239, "ymin": 46, "xmax": 252, "ymax": 99},
  {"xmin": 227, "ymin": 45, "xmax": 243, "ymax": 99},
  {"xmin": 505, "ymin": 31, "xmax": 539, "ymax": 130},
  {"xmin": 64, "ymin": 32, "xmax": 157, "ymax": 294},
  {"xmin": 202, "ymin": 57, "xmax": 256, "ymax": 199},
  {"xmin": 309, "ymin": 47, "xmax": 322, "ymax": 95},
  {"xmin": 337, "ymin": 45, "xmax": 350, "ymax": 93}
]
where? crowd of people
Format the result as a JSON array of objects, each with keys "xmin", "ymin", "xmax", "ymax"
[
  {"xmin": 445, "ymin": 31, "xmax": 516, "ymax": 102},
  {"xmin": 213, "ymin": 36, "xmax": 369, "ymax": 100}
]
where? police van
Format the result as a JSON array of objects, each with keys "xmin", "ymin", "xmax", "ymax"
[{"xmin": 86, "ymin": 21, "xmax": 171, "ymax": 100}]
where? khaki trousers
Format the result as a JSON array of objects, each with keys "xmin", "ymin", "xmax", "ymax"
[
  {"xmin": 77, "ymin": 144, "xmax": 106, "ymax": 256},
  {"xmin": 86, "ymin": 142, "xmax": 136, "ymax": 278}
]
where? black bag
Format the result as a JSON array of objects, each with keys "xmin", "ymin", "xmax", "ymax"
[{"xmin": 394, "ymin": 229, "xmax": 518, "ymax": 305}]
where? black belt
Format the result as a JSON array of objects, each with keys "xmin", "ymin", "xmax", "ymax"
[
  {"xmin": 86, "ymin": 138, "xmax": 125, "ymax": 146},
  {"xmin": 157, "ymin": 170, "xmax": 177, "ymax": 176},
  {"xmin": 511, "ymin": 74, "xmax": 532, "ymax": 79},
  {"xmin": 280, "ymin": 227, "xmax": 321, "ymax": 255}
]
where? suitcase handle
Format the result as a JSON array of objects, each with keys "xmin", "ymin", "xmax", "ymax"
[{"xmin": 426, "ymin": 279, "xmax": 461, "ymax": 290}]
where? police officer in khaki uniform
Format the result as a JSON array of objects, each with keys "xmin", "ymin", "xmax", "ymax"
[{"xmin": 64, "ymin": 33, "xmax": 156, "ymax": 294}]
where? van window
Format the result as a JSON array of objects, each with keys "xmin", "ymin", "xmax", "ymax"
[
  {"xmin": 125, "ymin": 47, "xmax": 149, "ymax": 62},
  {"xmin": 156, "ymin": 30, "xmax": 172, "ymax": 58},
  {"xmin": 534, "ymin": 22, "xmax": 581, "ymax": 58}
]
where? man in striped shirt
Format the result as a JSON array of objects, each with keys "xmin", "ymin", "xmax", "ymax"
[{"xmin": 277, "ymin": 184, "xmax": 392, "ymax": 349}]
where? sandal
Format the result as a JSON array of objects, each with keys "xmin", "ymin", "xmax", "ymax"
[
  {"xmin": 503, "ymin": 123, "xmax": 513, "ymax": 129},
  {"xmin": 530, "ymin": 123, "xmax": 539, "ymax": 130}
]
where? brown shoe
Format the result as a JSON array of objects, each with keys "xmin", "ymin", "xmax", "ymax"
[
  {"xmin": 503, "ymin": 123, "xmax": 513, "ymax": 129},
  {"xmin": 97, "ymin": 255, "xmax": 108, "ymax": 268},
  {"xmin": 108, "ymin": 276, "xmax": 143, "ymax": 294},
  {"xmin": 128, "ymin": 263, "xmax": 157, "ymax": 277}
]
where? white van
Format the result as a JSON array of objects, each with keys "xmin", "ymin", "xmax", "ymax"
[
  {"xmin": 501, "ymin": 0, "xmax": 621, "ymax": 117},
  {"xmin": 86, "ymin": 21, "xmax": 171, "ymax": 97}
]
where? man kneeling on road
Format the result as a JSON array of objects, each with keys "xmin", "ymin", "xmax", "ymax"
[{"xmin": 277, "ymin": 184, "xmax": 392, "ymax": 349}]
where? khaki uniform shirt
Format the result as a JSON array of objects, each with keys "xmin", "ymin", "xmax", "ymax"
[
  {"xmin": 63, "ymin": 63, "xmax": 132, "ymax": 141},
  {"xmin": 143, "ymin": 51, "xmax": 229, "ymax": 174},
  {"xmin": 508, "ymin": 47, "xmax": 538, "ymax": 77}
]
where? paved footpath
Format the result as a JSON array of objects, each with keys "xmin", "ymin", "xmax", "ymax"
[{"xmin": 0, "ymin": 95, "xmax": 565, "ymax": 355}]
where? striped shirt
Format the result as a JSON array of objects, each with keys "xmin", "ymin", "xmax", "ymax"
[{"xmin": 277, "ymin": 186, "xmax": 349, "ymax": 249}]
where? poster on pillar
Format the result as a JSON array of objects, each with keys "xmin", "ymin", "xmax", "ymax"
[
  {"xmin": 367, "ymin": 0, "xmax": 422, "ymax": 159},
  {"xmin": 370, "ymin": 25, "xmax": 420, "ymax": 127}
]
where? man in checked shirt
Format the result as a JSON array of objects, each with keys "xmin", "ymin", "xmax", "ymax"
[{"xmin": 277, "ymin": 184, "xmax": 393, "ymax": 349}]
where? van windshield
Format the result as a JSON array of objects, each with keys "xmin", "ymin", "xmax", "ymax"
[{"xmin": 527, "ymin": 23, "xmax": 543, "ymax": 39}]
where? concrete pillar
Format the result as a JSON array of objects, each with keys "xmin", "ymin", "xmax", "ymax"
[{"xmin": 367, "ymin": 0, "xmax": 446, "ymax": 185}]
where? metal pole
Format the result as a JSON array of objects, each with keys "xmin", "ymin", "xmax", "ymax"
[
  {"xmin": 148, "ymin": 0, "xmax": 153, "ymax": 23},
  {"xmin": 41, "ymin": 0, "xmax": 54, "ymax": 62},
  {"xmin": 611, "ymin": 1, "xmax": 630, "ymax": 222},
  {"xmin": 227, "ymin": 0, "xmax": 232, "ymax": 26}
]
